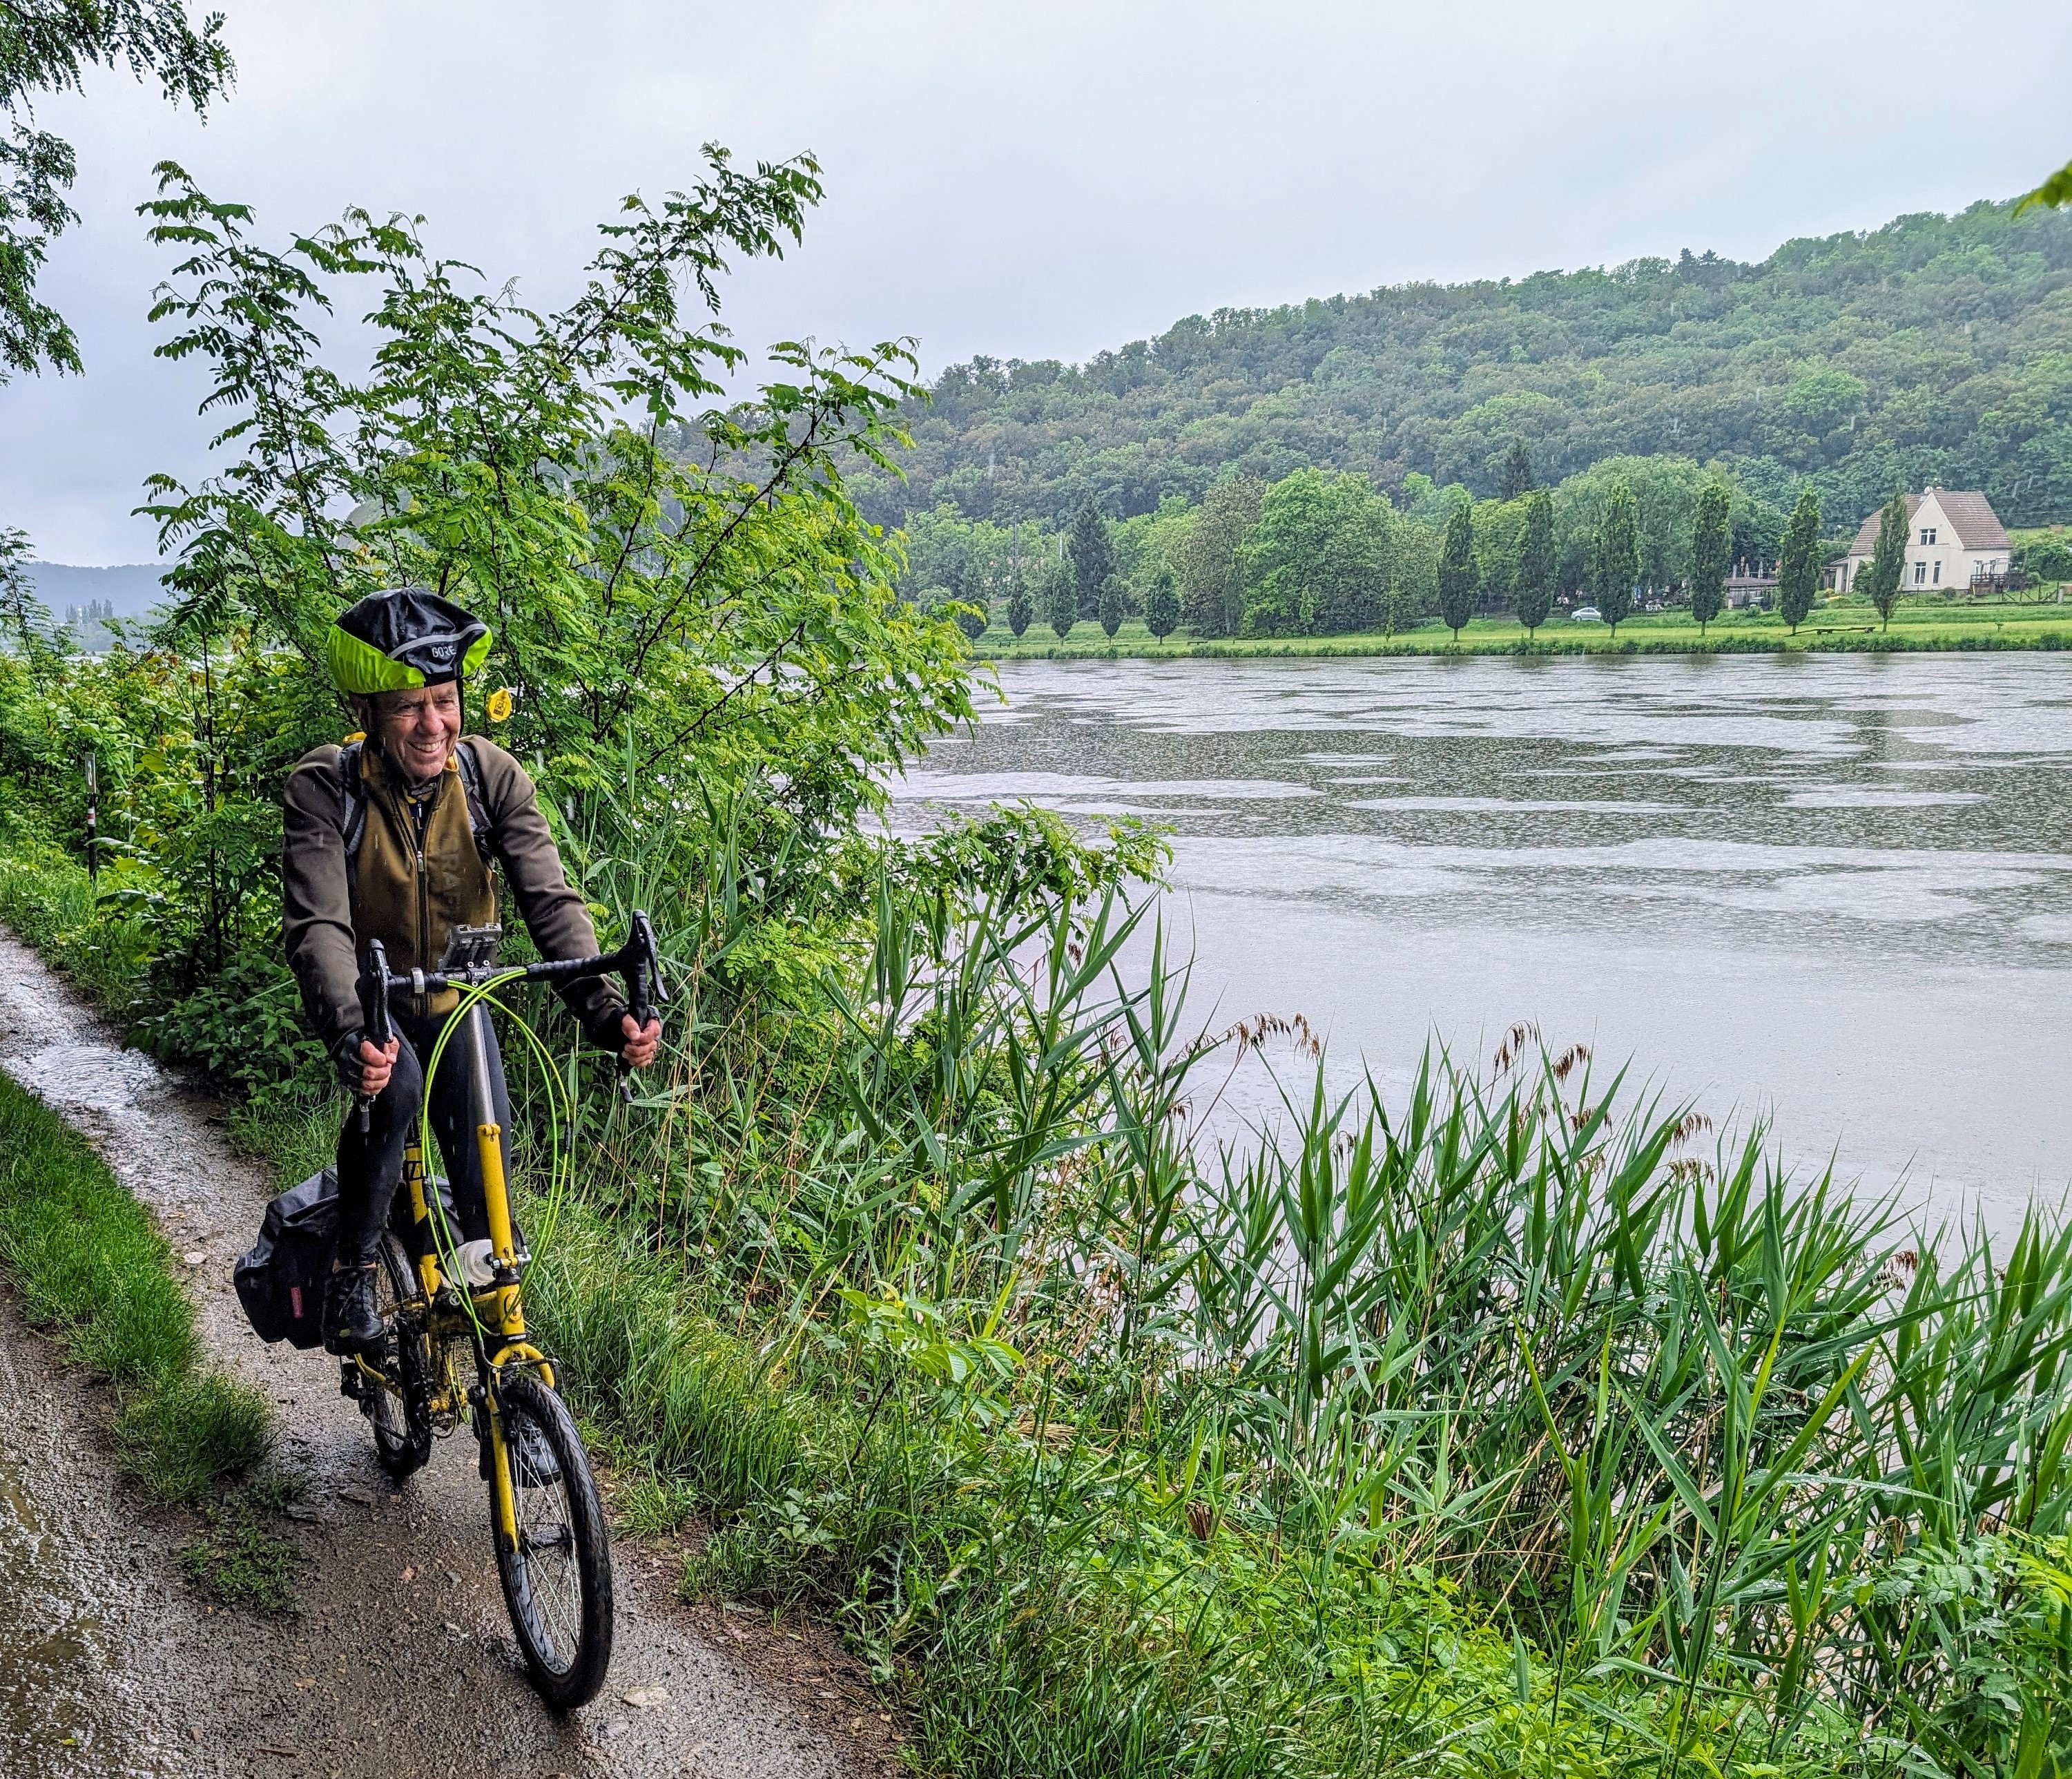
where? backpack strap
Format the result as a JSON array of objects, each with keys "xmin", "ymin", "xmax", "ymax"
[
  {"xmin": 337, "ymin": 737, "xmax": 493, "ymax": 867},
  {"xmin": 337, "ymin": 740, "xmax": 368, "ymax": 863},
  {"xmin": 454, "ymin": 740, "xmax": 496, "ymax": 867}
]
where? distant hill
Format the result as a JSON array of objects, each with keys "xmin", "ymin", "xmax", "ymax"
[
  {"xmin": 23, "ymin": 561, "xmax": 171, "ymax": 617},
  {"xmin": 21, "ymin": 562, "xmax": 171, "ymax": 653},
  {"xmin": 853, "ymin": 200, "xmax": 2072, "ymax": 535}
]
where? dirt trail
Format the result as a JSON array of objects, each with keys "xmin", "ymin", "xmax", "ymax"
[{"xmin": 0, "ymin": 932, "xmax": 891, "ymax": 1779}]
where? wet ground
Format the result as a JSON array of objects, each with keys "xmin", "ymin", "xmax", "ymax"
[{"xmin": 0, "ymin": 932, "xmax": 898, "ymax": 1779}]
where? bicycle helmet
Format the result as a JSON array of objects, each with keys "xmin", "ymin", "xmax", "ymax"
[{"xmin": 326, "ymin": 588, "xmax": 492, "ymax": 694}]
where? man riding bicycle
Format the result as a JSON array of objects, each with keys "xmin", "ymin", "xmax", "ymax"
[{"xmin": 282, "ymin": 588, "xmax": 661, "ymax": 1354}]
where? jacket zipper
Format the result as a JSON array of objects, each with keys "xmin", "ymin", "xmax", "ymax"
[{"xmin": 413, "ymin": 787, "xmax": 432, "ymax": 1012}]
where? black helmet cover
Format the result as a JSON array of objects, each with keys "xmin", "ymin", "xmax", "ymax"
[{"xmin": 327, "ymin": 588, "xmax": 492, "ymax": 694}]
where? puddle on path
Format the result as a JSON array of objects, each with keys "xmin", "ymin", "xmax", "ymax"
[
  {"xmin": 9, "ymin": 1043, "xmax": 163, "ymax": 1117},
  {"xmin": 0, "ymin": 1321, "xmax": 177, "ymax": 1779},
  {"xmin": 0, "ymin": 1456, "xmax": 103, "ymax": 1766}
]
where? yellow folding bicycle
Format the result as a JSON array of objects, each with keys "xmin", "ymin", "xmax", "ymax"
[{"xmin": 340, "ymin": 914, "xmax": 661, "ymax": 1709}]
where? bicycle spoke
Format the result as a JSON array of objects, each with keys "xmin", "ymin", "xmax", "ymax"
[
  {"xmin": 367, "ymin": 1236, "xmax": 432, "ymax": 1479},
  {"xmin": 510, "ymin": 1415, "xmax": 584, "ymax": 1668}
]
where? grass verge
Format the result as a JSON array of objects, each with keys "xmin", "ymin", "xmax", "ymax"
[
  {"xmin": 0, "ymin": 1070, "xmax": 273, "ymax": 1502},
  {"xmin": 510, "ymin": 871, "xmax": 2072, "ymax": 1779},
  {"xmin": 528, "ymin": 1199, "xmax": 1774, "ymax": 1778},
  {"xmin": 0, "ymin": 1021, "xmax": 302, "ymax": 1611},
  {"xmin": 0, "ymin": 852, "xmax": 322, "ymax": 1614},
  {"xmin": 0, "ymin": 843, "xmax": 154, "ymax": 1012}
]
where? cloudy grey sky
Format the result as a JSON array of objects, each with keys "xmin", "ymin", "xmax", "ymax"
[{"xmin": 6, "ymin": 0, "xmax": 2067, "ymax": 564}]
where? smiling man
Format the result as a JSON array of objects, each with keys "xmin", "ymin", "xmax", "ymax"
[{"xmin": 281, "ymin": 588, "xmax": 660, "ymax": 1352}]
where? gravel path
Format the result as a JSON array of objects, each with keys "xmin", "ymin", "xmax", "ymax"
[{"xmin": 0, "ymin": 931, "xmax": 892, "ymax": 1779}]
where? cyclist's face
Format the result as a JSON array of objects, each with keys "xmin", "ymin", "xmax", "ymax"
[{"xmin": 369, "ymin": 682, "xmax": 462, "ymax": 782}]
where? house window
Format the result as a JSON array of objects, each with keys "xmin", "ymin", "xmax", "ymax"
[
  {"xmin": 1914, "ymin": 563, "xmax": 1927, "ymax": 585},
  {"xmin": 1933, "ymin": 561, "xmax": 1941, "ymax": 584},
  {"xmin": 1920, "ymin": 527, "xmax": 1937, "ymax": 545}
]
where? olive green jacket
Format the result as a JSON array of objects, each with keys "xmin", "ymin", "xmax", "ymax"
[{"xmin": 282, "ymin": 735, "xmax": 622, "ymax": 1052}]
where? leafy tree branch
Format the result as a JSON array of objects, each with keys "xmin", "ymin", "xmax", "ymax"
[{"xmin": 1, "ymin": 0, "xmax": 233, "ymax": 378}]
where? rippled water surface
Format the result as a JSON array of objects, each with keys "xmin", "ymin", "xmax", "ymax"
[{"xmin": 893, "ymin": 654, "xmax": 2072, "ymax": 1232}]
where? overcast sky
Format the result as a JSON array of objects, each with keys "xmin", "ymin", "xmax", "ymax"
[{"xmin": 6, "ymin": 0, "xmax": 2067, "ymax": 564}]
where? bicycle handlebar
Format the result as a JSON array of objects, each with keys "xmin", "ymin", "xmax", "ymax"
[{"xmin": 354, "ymin": 912, "xmax": 666, "ymax": 1113}]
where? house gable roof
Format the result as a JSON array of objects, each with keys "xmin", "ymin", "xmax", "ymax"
[
  {"xmin": 1850, "ymin": 495, "xmax": 1917, "ymax": 557},
  {"xmin": 1926, "ymin": 489, "xmax": 2011, "ymax": 552},
  {"xmin": 1848, "ymin": 488, "xmax": 2009, "ymax": 557}
]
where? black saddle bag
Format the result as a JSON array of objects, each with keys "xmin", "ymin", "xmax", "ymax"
[{"xmin": 234, "ymin": 1167, "xmax": 339, "ymax": 1349}]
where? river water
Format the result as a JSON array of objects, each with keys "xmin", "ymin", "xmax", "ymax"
[{"xmin": 893, "ymin": 653, "xmax": 2072, "ymax": 1238}]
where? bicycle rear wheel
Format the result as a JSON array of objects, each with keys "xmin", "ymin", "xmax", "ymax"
[
  {"xmin": 489, "ymin": 1372, "xmax": 612, "ymax": 1709},
  {"xmin": 367, "ymin": 1233, "xmax": 432, "ymax": 1479}
]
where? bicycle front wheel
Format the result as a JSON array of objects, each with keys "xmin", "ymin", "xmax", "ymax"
[{"xmin": 489, "ymin": 1372, "xmax": 612, "ymax": 1709}]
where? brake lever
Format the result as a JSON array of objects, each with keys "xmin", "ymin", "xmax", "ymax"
[
  {"xmin": 617, "ymin": 910, "xmax": 664, "ymax": 1102},
  {"xmin": 355, "ymin": 938, "xmax": 394, "ymax": 1133}
]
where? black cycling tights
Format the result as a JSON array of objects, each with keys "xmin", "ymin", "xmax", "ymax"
[{"xmin": 334, "ymin": 1008, "xmax": 512, "ymax": 1265}]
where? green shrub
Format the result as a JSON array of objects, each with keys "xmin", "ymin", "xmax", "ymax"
[
  {"xmin": 0, "ymin": 848, "xmax": 155, "ymax": 1012},
  {"xmin": 137, "ymin": 950, "xmax": 328, "ymax": 1095}
]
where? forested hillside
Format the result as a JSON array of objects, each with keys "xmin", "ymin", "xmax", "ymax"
[{"xmin": 855, "ymin": 200, "xmax": 2072, "ymax": 533}]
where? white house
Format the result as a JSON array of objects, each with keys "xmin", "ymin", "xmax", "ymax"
[{"xmin": 1838, "ymin": 488, "xmax": 2011, "ymax": 595}]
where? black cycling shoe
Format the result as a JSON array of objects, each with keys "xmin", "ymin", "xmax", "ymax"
[
  {"xmin": 479, "ymin": 1410, "xmax": 561, "ymax": 1488},
  {"xmin": 321, "ymin": 1261, "xmax": 383, "ymax": 1354}
]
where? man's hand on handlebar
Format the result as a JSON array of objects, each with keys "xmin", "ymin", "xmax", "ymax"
[
  {"xmin": 619, "ymin": 1014, "xmax": 662, "ymax": 1070},
  {"xmin": 358, "ymin": 1036, "xmax": 403, "ymax": 1095},
  {"xmin": 335, "ymin": 1031, "xmax": 402, "ymax": 1097}
]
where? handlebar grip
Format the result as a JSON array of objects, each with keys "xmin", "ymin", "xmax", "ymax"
[
  {"xmin": 359, "ymin": 938, "xmax": 393, "ymax": 1050},
  {"xmin": 353, "ymin": 939, "xmax": 393, "ymax": 1133},
  {"xmin": 614, "ymin": 911, "xmax": 664, "ymax": 1095},
  {"xmin": 629, "ymin": 910, "xmax": 659, "ymax": 1027}
]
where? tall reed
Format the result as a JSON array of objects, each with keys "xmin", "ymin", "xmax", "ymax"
[{"xmin": 521, "ymin": 802, "xmax": 2072, "ymax": 1777}]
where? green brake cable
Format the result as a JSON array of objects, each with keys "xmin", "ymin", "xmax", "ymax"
[{"xmin": 415, "ymin": 971, "xmax": 579, "ymax": 1339}]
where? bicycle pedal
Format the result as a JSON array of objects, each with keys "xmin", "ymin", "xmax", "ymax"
[{"xmin": 340, "ymin": 1363, "xmax": 366, "ymax": 1401}]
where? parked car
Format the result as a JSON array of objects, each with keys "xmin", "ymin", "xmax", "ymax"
[{"xmin": 1569, "ymin": 605, "xmax": 1603, "ymax": 622}]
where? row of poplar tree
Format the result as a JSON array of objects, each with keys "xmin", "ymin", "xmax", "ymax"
[
  {"xmin": 998, "ymin": 500, "xmax": 1185, "ymax": 642},
  {"xmin": 990, "ymin": 471, "xmax": 1897, "ymax": 643}
]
